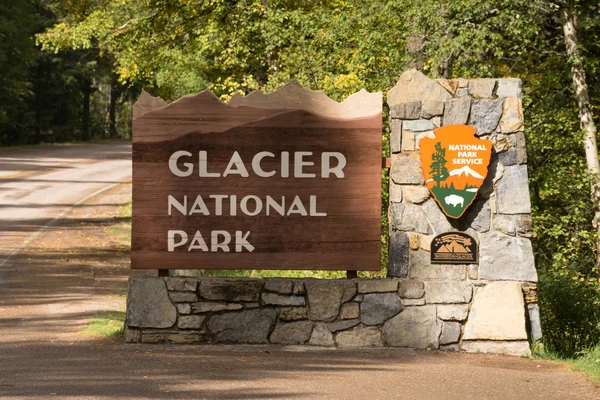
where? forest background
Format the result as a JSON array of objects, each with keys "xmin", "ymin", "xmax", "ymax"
[{"xmin": 1, "ymin": 0, "xmax": 599, "ymax": 361}]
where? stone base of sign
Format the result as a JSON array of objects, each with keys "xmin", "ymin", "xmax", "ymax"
[
  {"xmin": 125, "ymin": 276, "xmax": 536, "ymax": 355},
  {"xmin": 384, "ymin": 70, "xmax": 540, "ymax": 354}
]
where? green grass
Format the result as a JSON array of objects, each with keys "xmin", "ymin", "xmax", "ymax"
[
  {"xmin": 533, "ymin": 345, "xmax": 600, "ymax": 382},
  {"xmin": 81, "ymin": 311, "xmax": 126, "ymax": 338},
  {"xmin": 573, "ymin": 347, "xmax": 600, "ymax": 381}
]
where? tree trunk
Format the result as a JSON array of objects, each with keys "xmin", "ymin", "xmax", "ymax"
[
  {"xmin": 34, "ymin": 63, "xmax": 43, "ymax": 144},
  {"xmin": 109, "ymin": 74, "xmax": 119, "ymax": 138},
  {"xmin": 82, "ymin": 79, "xmax": 91, "ymax": 141},
  {"xmin": 560, "ymin": 5, "xmax": 600, "ymax": 268}
]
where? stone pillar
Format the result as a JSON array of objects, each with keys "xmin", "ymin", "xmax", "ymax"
[{"xmin": 386, "ymin": 69, "xmax": 539, "ymax": 355}]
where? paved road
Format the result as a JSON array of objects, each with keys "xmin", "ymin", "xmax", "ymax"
[
  {"xmin": 0, "ymin": 141, "xmax": 132, "ymax": 270},
  {"xmin": 0, "ymin": 141, "xmax": 598, "ymax": 400}
]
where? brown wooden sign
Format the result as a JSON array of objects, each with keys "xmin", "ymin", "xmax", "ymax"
[{"xmin": 132, "ymin": 81, "xmax": 382, "ymax": 271}]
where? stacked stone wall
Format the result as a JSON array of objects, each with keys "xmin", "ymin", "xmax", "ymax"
[{"xmin": 386, "ymin": 70, "xmax": 540, "ymax": 355}]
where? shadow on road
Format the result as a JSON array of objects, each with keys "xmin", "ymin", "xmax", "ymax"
[
  {"xmin": 0, "ymin": 339, "xmax": 410, "ymax": 399},
  {"xmin": 1, "ymin": 216, "xmax": 131, "ymax": 233}
]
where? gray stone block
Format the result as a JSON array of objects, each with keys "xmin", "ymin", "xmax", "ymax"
[
  {"xmin": 389, "ymin": 183, "xmax": 403, "ymax": 203},
  {"xmin": 496, "ymin": 78, "xmax": 522, "ymax": 98},
  {"xmin": 462, "ymin": 340, "xmax": 531, "ymax": 356},
  {"xmin": 261, "ymin": 293, "xmax": 305, "ymax": 307},
  {"xmin": 440, "ymin": 321, "xmax": 461, "ymax": 344},
  {"xmin": 388, "ymin": 231, "xmax": 409, "ymax": 278},
  {"xmin": 293, "ymin": 281, "xmax": 306, "ymax": 295},
  {"xmin": 390, "ymin": 119, "xmax": 401, "ymax": 153},
  {"xmin": 164, "ymin": 277, "xmax": 197, "ymax": 292},
  {"xmin": 390, "ymin": 153, "xmax": 425, "ymax": 185},
  {"xmin": 384, "ymin": 306, "xmax": 441, "ymax": 349},
  {"xmin": 421, "ymin": 100, "xmax": 444, "ymax": 118},
  {"xmin": 360, "ymin": 293, "xmax": 403, "ymax": 325},
  {"xmin": 335, "ymin": 326, "xmax": 384, "ymax": 347},
  {"xmin": 326, "ymin": 319, "xmax": 360, "ymax": 333},
  {"xmin": 401, "ymin": 130, "xmax": 416, "ymax": 151},
  {"xmin": 264, "ymin": 279, "xmax": 294, "ymax": 294},
  {"xmin": 496, "ymin": 165, "xmax": 531, "ymax": 214},
  {"xmin": 498, "ymin": 148, "xmax": 517, "ymax": 165},
  {"xmin": 387, "ymin": 69, "xmax": 452, "ymax": 106},
  {"xmin": 409, "ymin": 251, "xmax": 467, "ymax": 280},
  {"xmin": 124, "ymin": 327, "xmax": 141, "ymax": 343},
  {"xmin": 443, "ymin": 97, "xmax": 471, "ymax": 125},
  {"xmin": 493, "ymin": 214, "xmax": 516, "ymax": 236},
  {"xmin": 390, "ymin": 101, "xmax": 421, "ymax": 119},
  {"xmin": 401, "ymin": 298, "xmax": 426, "ymax": 306},
  {"xmin": 528, "ymin": 304, "xmax": 543, "ymax": 342},
  {"xmin": 425, "ymin": 282, "xmax": 473, "ymax": 304},
  {"xmin": 467, "ymin": 264, "xmax": 478, "ymax": 280},
  {"xmin": 192, "ymin": 301, "xmax": 244, "ymax": 313},
  {"xmin": 516, "ymin": 215, "xmax": 533, "ymax": 237},
  {"xmin": 200, "ymin": 278, "xmax": 264, "ymax": 302},
  {"xmin": 178, "ymin": 315, "xmax": 205, "ymax": 330},
  {"xmin": 391, "ymin": 203, "xmax": 432, "ymax": 234},
  {"xmin": 437, "ymin": 304, "xmax": 469, "ymax": 321},
  {"xmin": 309, "ymin": 323, "xmax": 334, "ymax": 346},
  {"xmin": 455, "ymin": 87, "xmax": 469, "ymax": 97},
  {"xmin": 340, "ymin": 302, "xmax": 360, "ymax": 319},
  {"xmin": 270, "ymin": 321, "xmax": 314, "ymax": 345},
  {"xmin": 207, "ymin": 309, "xmax": 276, "ymax": 343},
  {"xmin": 397, "ymin": 279, "xmax": 425, "ymax": 299},
  {"xmin": 305, "ymin": 280, "xmax": 356, "ymax": 321},
  {"xmin": 402, "ymin": 186, "xmax": 430, "ymax": 204},
  {"xmin": 472, "ymin": 203, "xmax": 491, "ymax": 233},
  {"xmin": 440, "ymin": 344, "xmax": 460, "ymax": 352},
  {"xmin": 127, "ymin": 277, "xmax": 177, "ymax": 329},
  {"xmin": 169, "ymin": 292, "xmax": 198, "ymax": 303},
  {"xmin": 479, "ymin": 232, "xmax": 537, "ymax": 282},
  {"xmin": 403, "ymin": 119, "xmax": 435, "ymax": 132},
  {"xmin": 516, "ymin": 131, "xmax": 527, "ymax": 164},
  {"xmin": 464, "ymin": 281, "xmax": 528, "ymax": 341},
  {"xmin": 468, "ymin": 79, "xmax": 496, "ymax": 99},
  {"xmin": 279, "ymin": 307, "xmax": 308, "ymax": 321},
  {"xmin": 176, "ymin": 303, "xmax": 192, "ymax": 315},
  {"xmin": 499, "ymin": 97, "xmax": 524, "ymax": 133},
  {"xmin": 421, "ymin": 198, "xmax": 453, "ymax": 233},
  {"xmin": 470, "ymin": 99, "xmax": 503, "ymax": 135},
  {"xmin": 357, "ymin": 279, "xmax": 398, "ymax": 293}
]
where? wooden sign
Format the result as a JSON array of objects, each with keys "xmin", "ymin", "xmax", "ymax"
[
  {"xmin": 430, "ymin": 232, "xmax": 478, "ymax": 264},
  {"xmin": 131, "ymin": 81, "xmax": 382, "ymax": 271},
  {"xmin": 419, "ymin": 125, "xmax": 492, "ymax": 218}
]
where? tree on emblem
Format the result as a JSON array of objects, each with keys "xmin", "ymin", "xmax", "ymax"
[{"xmin": 429, "ymin": 142, "xmax": 449, "ymax": 187}]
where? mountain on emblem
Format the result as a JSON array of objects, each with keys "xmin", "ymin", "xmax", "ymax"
[
  {"xmin": 449, "ymin": 165, "xmax": 484, "ymax": 179},
  {"xmin": 419, "ymin": 125, "xmax": 492, "ymax": 218}
]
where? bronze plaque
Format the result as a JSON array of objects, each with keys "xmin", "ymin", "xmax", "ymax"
[
  {"xmin": 430, "ymin": 232, "xmax": 478, "ymax": 264},
  {"xmin": 131, "ymin": 81, "xmax": 382, "ymax": 270}
]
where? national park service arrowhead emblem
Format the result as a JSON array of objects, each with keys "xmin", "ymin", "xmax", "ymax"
[{"xmin": 419, "ymin": 125, "xmax": 492, "ymax": 219}]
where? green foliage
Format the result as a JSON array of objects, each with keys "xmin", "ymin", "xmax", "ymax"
[
  {"xmin": 539, "ymin": 273, "xmax": 600, "ymax": 356},
  {"xmin": 573, "ymin": 346, "xmax": 600, "ymax": 381},
  {"xmin": 430, "ymin": 142, "xmax": 449, "ymax": 187},
  {"xmin": 0, "ymin": 0, "xmax": 38, "ymax": 138}
]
